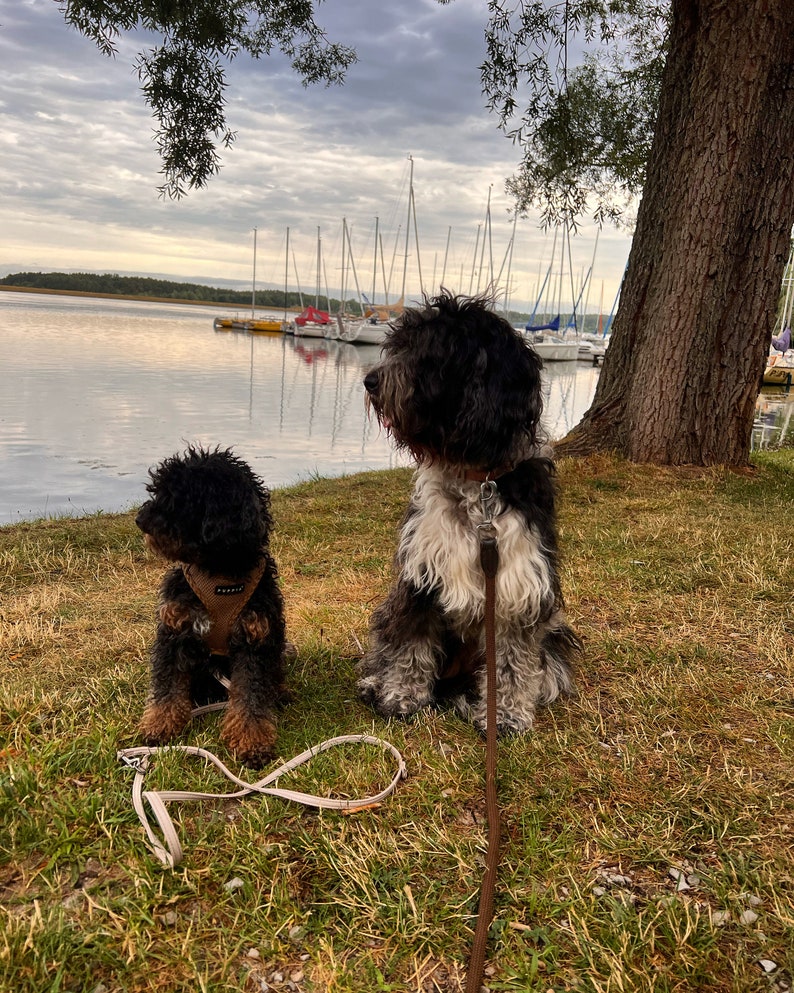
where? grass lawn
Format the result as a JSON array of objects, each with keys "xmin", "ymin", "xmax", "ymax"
[{"xmin": 1, "ymin": 453, "xmax": 792, "ymax": 992}]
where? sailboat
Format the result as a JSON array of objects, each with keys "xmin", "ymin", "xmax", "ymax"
[
  {"xmin": 212, "ymin": 228, "xmax": 285, "ymax": 333},
  {"xmin": 340, "ymin": 156, "xmax": 421, "ymax": 345},
  {"xmin": 338, "ymin": 217, "xmax": 389, "ymax": 345},
  {"xmin": 520, "ymin": 227, "xmax": 577, "ymax": 361},
  {"xmin": 294, "ymin": 228, "xmax": 332, "ymax": 338},
  {"xmin": 246, "ymin": 227, "xmax": 286, "ymax": 333}
]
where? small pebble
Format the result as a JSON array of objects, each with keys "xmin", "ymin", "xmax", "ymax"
[
  {"xmin": 739, "ymin": 909, "xmax": 759, "ymax": 925},
  {"xmin": 246, "ymin": 948, "xmax": 261, "ymax": 960},
  {"xmin": 668, "ymin": 868, "xmax": 691, "ymax": 891},
  {"xmin": 758, "ymin": 960, "xmax": 777, "ymax": 973},
  {"xmin": 711, "ymin": 911, "xmax": 730, "ymax": 926},
  {"xmin": 290, "ymin": 969, "xmax": 304, "ymax": 983},
  {"xmin": 224, "ymin": 877, "xmax": 245, "ymax": 892}
]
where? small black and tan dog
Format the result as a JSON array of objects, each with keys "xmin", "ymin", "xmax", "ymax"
[
  {"xmin": 135, "ymin": 445, "xmax": 287, "ymax": 766},
  {"xmin": 358, "ymin": 291, "xmax": 581, "ymax": 735}
]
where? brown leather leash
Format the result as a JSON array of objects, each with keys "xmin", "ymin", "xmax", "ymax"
[{"xmin": 465, "ymin": 483, "xmax": 502, "ymax": 992}]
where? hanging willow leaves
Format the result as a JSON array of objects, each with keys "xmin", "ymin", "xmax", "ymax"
[
  {"xmin": 60, "ymin": 0, "xmax": 356, "ymax": 197},
  {"xmin": 479, "ymin": 0, "xmax": 669, "ymax": 225}
]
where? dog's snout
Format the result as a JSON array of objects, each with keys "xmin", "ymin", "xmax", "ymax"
[
  {"xmin": 135, "ymin": 501, "xmax": 151, "ymax": 533},
  {"xmin": 363, "ymin": 369, "xmax": 380, "ymax": 395}
]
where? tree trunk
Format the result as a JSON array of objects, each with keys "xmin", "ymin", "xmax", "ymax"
[{"xmin": 556, "ymin": 0, "xmax": 794, "ymax": 465}]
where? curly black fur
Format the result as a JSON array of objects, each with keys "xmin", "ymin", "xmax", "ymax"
[
  {"xmin": 363, "ymin": 291, "xmax": 544, "ymax": 469},
  {"xmin": 135, "ymin": 445, "xmax": 288, "ymax": 766},
  {"xmin": 358, "ymin": 291, "xmax": 581, "ymax": 735}
]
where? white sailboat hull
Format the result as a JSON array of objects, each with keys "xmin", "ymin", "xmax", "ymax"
[{"xmin": 526, "ymin": 338, "xmax": 579, "ymax": 361}]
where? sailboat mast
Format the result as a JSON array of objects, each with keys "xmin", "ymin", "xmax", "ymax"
[
  {"xmin": 441, "ymin": 225, "xmax": 452, "ymax": 289},
  {"xmin": 411, "ymin": 184, "xmax": 423, "ymax": 296},
  {"xmin": 469, "ymin": 224, "xmax": 481, "ymax": 295},
  {"xmin": 379, "ymin": 229, "xmax": 389, "ymax": 305},
  {"xmin": 283, "ymin": 227, "xmax": 289, "ymax": 323},
  {"xmin": 401, "ymin": 155, "xmax": 413, "ymax": 304},
  {"xmin": 372, "ymin": 216, "xmax": 379, "ymax": 305},
  {"xmin": 581, "ymin": 229, "xmax": 600, "ymax": 336},
  {"xmin": 315, "ymin": 226, "xmax": 321, "ymax": 309},
  {"xmin": 340, "ymin": 218, "xmax": 348, "ymax": 313},
  {"xmin": 483, "ymin": 184, "xmax": 494, "ymax": 293},
  {"xmin": 251, "ymin": 226, "xmax": 257, "ymax": 319},
  {"xmin": 501, "ymin": 212, "xmax": 518, "ymax": 316}
]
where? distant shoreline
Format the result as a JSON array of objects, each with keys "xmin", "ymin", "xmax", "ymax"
[{"xmin": 0, "ymin": 284, "xmax": 305, "ymax": 313}]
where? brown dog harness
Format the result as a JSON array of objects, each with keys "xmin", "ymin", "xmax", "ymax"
[{"xmin": 182, "ymin": 560, "xmax": 266, "ymax": 655}]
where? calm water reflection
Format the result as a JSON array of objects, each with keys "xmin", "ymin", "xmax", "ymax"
[
  {"xmin": 4, "ymin": 291, "xmax": 787, "ymax": 525},
  {"xmin": 0, "ymin": 292, "xmax": 601, "ymax": 524}
]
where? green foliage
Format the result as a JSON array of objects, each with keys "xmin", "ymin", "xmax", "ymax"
[
  {"xmin": 60, "ymin": 0, "xmax": 356, "ymax": 198},
  {"xmin": 0, "ymin": 270, "xmax": 364, "ymax": 312},
  {"xmin": 479, "ymin": 0, "xmax": 670, "ymax": 226}
]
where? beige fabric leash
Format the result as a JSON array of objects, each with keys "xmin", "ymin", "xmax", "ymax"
[{"xmin": 118, "ymin": 734, "xmax": 407, "ymax": 867}]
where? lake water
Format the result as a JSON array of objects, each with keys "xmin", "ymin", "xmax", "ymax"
[
  {"xmin": 2, "ymin": 291, "xmax": 790, "ymax": 525},
  {"xmin": 0, "ymin": 291, "xmax": 605, "ymax": 525}
]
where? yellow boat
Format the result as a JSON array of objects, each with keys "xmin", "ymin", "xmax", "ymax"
[
  {"xmin": 246, "ymin": 318, "xmax": 284, "ymax": 334},
  {"xmin": 213, "ymin": 317, "xmax": 249, "ymax": 331}
]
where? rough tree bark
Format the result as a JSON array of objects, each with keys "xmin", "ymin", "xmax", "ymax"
[{"xmin": 556, "ymin": 0, "xmax": 794, "ymax": 465}]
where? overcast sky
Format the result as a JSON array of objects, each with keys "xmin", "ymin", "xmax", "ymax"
[{"xmin": 1, "ymin": 0, "xmax": 633, "ymax": 313}]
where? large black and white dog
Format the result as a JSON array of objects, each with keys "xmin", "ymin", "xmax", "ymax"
[{"xmin": 357, "ymin": 291, "xmax": 581, "ymax": 735}]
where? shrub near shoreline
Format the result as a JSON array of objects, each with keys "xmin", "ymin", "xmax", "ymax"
[{"xmin": 1, "ymin": 456, "xmax": 792, "ymax": 993}]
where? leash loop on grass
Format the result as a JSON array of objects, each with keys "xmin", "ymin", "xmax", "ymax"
[{"xmin": 117, "ymin": 734, "xmax": 407, "ymax": 868}]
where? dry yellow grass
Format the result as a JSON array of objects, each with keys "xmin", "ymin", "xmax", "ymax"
[{"xmin": 1, "ymin": 454, "xmax": 792, "ymax": 993}]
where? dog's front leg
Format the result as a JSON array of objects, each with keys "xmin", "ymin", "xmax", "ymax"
[
  {"xmin": 453, "ymin": 622, "xmax": 548, "ymax": 736},
  {"xmin": 139, "ymin": 611, "xmax": 199, "ymax": 743},
  {"xmin": 357, "ymin": 580, "xmax": 446, "ymax": 719},
  {"xmin": 222, "ymin": 644, "xmax": 282, "ymax": 767}
]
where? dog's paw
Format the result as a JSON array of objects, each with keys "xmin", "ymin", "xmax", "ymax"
[
  {"xmin": 357, "ymin": 676, "xmax": 431, "ymax": 719},
  {"xmin": 221, "ymin": 710, "xmax": 277, "ymax": 768},
  {"xmin": 138, "ymin": 698, "xmax": 192, "ymax": 743},
  {"xmin": 472, "ymin": 713, "xmax": 534, "ymax": 738},
  {"xmin": 453, "ymin": 696, "xmax": 534, "ymax": 737}
]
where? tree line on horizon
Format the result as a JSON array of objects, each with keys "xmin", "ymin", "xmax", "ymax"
[
  {"xmin": 1, "ymin": 270, "xmax": 355, "ymax": 315},
  {"xmin": 2, "ymin": 271, "xmax": 554, "ymax": 324}
]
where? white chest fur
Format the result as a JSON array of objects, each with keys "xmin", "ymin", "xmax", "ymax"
[{"xmin": 397, "ymin": 466, "xmax": 553, "ymax": 625}]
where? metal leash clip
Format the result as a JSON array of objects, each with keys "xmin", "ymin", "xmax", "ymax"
[
  {"xmin": 477, "ymin": 480, "xmax": 499, "ymax": 576},
  {"xmin": 478, "ymin": 479, "xmax": 498, "ymax": 532},
  {"xmin": 118, "ymin": 752, "xmax": 149, "ymax": 775}
]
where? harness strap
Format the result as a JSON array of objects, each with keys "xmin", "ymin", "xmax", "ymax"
[
  {"xmin": 182, "ymin": 559, "xmax": 267, "ymax": 655},
  {"xmin": 462, "ymin": 463, "xmax": 514, "ymax": 483},
  {"xmin": 118, "ymin": 734, "xmax": 407, "ymax": 867}
]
